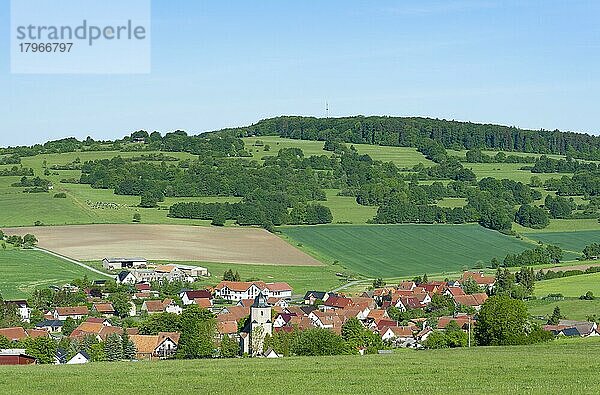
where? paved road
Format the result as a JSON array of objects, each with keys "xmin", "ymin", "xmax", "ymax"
[{"xmin": 35, "ymin": 247, "xmax": 114, "ymax": 278}]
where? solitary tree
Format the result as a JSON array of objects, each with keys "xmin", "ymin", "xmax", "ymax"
[
  {"xmin": 475, "ymin": 296, "xmax": 528, "ymax": 346},
  {"xmin": 547, "ymin": 306, "xmax": 563, "ymax": 325}
]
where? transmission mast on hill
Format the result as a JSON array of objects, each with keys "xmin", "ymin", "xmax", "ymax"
[{"xmin": 326, "ymin": 101, "xmax": 329, "ymax": 118}]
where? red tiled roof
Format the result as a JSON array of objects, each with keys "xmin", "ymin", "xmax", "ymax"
[
  {"xmin": 183, "ymin": 290, "xmax": 212, "ymax": 300},
  {"xmin": 382, "ymin": 326, "xmax": 414, "ymax": 337},
  {"xmin": 324, "ymin": 296, "xmax": 353, "ymax": 309},
  {"xmin": 447, "ymin": 287, "xmax": 466, "ymax": 297},
  {"xmin": 217, "ymin": 320, "xmax": 238, "ymax": 335},
  {"xmin": 267, "ymin": 282, "xmax": 292, "ymax": 292},
  {"xmin": 55, "ymin": 306, "xmax": 89, "ymax": 316},
  {"xmin": 93, "ymin": 303, "xmax": 115, "ymax": 314},
  {"xmin": 397, "ymin": 281, "xmax": 416, "ymax": 291},
  {"xmin": 437, "ymin": 316, "xmax": 474, "ymax": 330},
  {"xmin": 194, "ymin": 298, "xmax": 212, "ymax": 308},
  {"xmin": 453, "ymin": 293, "xmax": 488, "ymax": 307},
  {"xmin": 0, "ymin": 327, "xmax": 27, "ymax": 341},
  {"xmin": 461, "ymin": 271, "xmax": 495, "ymax": 285}
]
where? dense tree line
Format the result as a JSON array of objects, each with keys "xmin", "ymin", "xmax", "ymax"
[
  {"xmin": 536, "ymin": 266, "xmax": 600, "ymax": 282},
  {"xmin": 214, "ymin": 115, "xmax": 600, "ymax": 160},
  {"xmin": 169, "ymin": 200, "xmax": 332, "ymax": 227},
  {"xmin": 501, "ymin": 245, "xmax": 562, "ymax": 267},
  {"xmin": 544, "ymin": 171, "xmax": 600, "ymax": 197},
  {"xmin": 0, "ymin": 154, "xmax": 21, "ymax": 165},
  {"xmin": 0, "ymin": 166, "xmax": 34, "ymax": 176},
  {"xmin": 530, "ymin": 155, "xmax": 598, "ymax": 173}
]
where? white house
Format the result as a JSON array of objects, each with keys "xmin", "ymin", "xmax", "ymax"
[
  {"xmin": 381, "ymin": 326, "xmax": 414, "ymax": 342},
  {"xmin": 179, "ymin": 290, "xmax": 212, "ymax": 305},
  {"xmin": 116, "ymin": 271, "xmax": 137, "ymax": 285},
  {"xmin": 264, "ymin": 348, "xmax": 281, "ymax": 358},
  {"xmin": 6, "ymin": 300, "xmax": 31, "ymax": 323},
  {"xmin": 214, "ymin": 281, "xmax": 268, "ymax": 301},
  {"xmin": 67, "ymin": 351, "xmax": 91, "ymax": 364},
  {"xmin": 36, "ymin": 320, "xmax": 64, "ymax": 333},
  {"xmin": 214, "ymin": 281, "xmax": 292, "ymax": 301},
  {"xmin": 53, "ymin": 306, "xmax": 89, "ymax": 321}
]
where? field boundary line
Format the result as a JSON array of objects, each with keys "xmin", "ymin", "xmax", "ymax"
[{"xmin": 33, "ymin": 247, "xmax": 114, "ymax": 278}]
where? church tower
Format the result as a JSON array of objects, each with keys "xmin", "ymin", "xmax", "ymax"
[{"xmin": 243, "ymin": 293, "xmax": 272, "ymax": 356}]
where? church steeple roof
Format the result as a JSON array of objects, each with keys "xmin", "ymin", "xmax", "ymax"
[{"xmin": 252, "ymin": 293, "xmax": 269, "ymax": 308}]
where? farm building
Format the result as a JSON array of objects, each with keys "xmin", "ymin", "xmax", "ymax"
[
  {"xmin": 0, "ymin": 349, "xmax": 36, "ymax": 365},
  {"xmin": 102, "ymin": 257, "xmax": 148, "ymax": 271}
]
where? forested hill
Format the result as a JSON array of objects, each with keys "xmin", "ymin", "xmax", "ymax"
[{"xmin": 213, "ymin": 116, "xmax": 600, "ymax": 160}]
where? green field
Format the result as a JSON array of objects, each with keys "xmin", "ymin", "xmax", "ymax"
[
  {"xmin": 524, "ymin": 230, "xmax": 600, "ymax": 253},
  {"xmin": 279, "ymin": 224, "xmax": 533, "ymax": 277},
  {"xmin": 519, "ymin": 219, "xmax": 600, "ymax": 233},
  {"xmin": 243, "ymin": 136, "xmax": 434, "ymax": 168},
  {"xmin": 527, "ymin": 298, "xmax": 600, "ymax": 321},
  {"xmin": 0, "ymin": 249, "xmax": 101, "ymax": 299},
  {"xmin": 465, "ymin": 163, "xmax": 567, "ymax": 183},
  {"xmin": 319, "ymin": 190, "xmax": 377, "ymax": 224},
  {"xmin": 534, "ymin": 272, "xmax": 600, "ymax": 298},
  {"xmin": 0, "ymin": 339, "xmax": 598, "ymax": 394}
]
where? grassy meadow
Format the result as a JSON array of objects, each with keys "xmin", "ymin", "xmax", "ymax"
[
  {"xmin": 242, "ymin": 136, "xmax": 434, "ymax": 168},
  {"xmin": 0, "ymin": 248, "xmax": 101, "ymax": 299},
  {"xmin": 533, "ymin": 272, "xmax": 600, "ymax": 298},
  {"xmin": 527, "ymin": 298, "xmax": 600, "ymax": 321},
  {"xmin": 0, "ymin": 339, "xmax": 598, "ymax": 394},
  {"xmin": 279, "ymin": 224, "xmax": 533, "ymax": 277},
  {"xmin": 522, "ymin": 230, "xmax": 600, "ymax": 254}
]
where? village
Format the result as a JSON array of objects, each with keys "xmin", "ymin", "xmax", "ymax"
[{"xmin": 1, "ymin": 257, "xmax": 598, "ymax": 365}]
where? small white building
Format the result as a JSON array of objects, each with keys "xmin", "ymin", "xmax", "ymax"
[
  {"xmin": 67, "ymin": 351, "xmax": 91, "ymax": 365},
  {"xmin": 5, "ymin": 300, "xmax": 31, "ymax": 323},
  {"xmin": 116, "ymin": 271, "xmax": 137, "ymax": 285}
]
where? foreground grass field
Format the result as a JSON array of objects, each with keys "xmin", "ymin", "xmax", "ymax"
[
  {"xmin": 0, "ymin": 249, "xmax": 100, "ymax": 299},
  {"xmin": 0, "ymin": 339, "xmax": 598, "ymax": 394},
  {"xmin": 279, "ymin": 224, "xmax": 533, "ymax": 277}
]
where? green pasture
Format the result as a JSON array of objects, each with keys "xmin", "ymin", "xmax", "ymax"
[
  {"xmin": 0, "ymin": 339, "xmax": 598, "ymax": 394},
  {"xmin": 534, "ymin": 272, "xmax": 600, "ymax": 298},
  {"xmin": 527, "ymin": 298, "xmax": 600, "ymax": 321},
  {"xmin": 278, "ymin": 224, "xmax": 533, "ymax": 277},
  {"xmin": 0, "ymin": 248, "xmax": 101, "ymax": 299}
]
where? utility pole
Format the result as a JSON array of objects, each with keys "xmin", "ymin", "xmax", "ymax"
[{"xmin": 468, "ymin": 315, "xmax": 471, "ymax": 348}]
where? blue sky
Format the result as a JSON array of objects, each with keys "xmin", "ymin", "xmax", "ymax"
[{"xmin": 1, "ymin": 0, "xmax": 599, "ymax": 146}]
